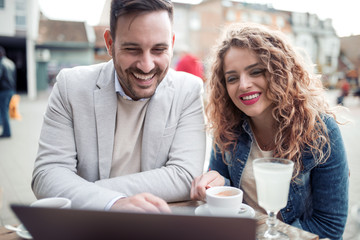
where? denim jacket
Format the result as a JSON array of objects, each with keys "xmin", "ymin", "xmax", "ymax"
[{"xmin": 208, "ymin": 115, "xmax": 349, "ymax": 240}]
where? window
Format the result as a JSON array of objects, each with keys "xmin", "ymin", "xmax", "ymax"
[
  {"xmin": 263, "ymin": 15, "xmax": 272, "ymax": 25},
  {"xmin": 0, "ymin": 0, "xmax": 4, "ymax": 8},
  {"xmin": 16, "ymin": 15, "xmax": 26, "ymax": 27},
  {"xmin": 241, "ymin": 12, "xmax": 249, "ymax": 22},
  {"xmin": 15, "ymin": 0, "xmax": 26, "ymax": 29},
  {"xmin": 16, "ymin": 0, "xmax": 25, "ymax": 11},
  {"xmin": 189, "ymin": 12, "xmax": 201, "ymax": 31},
  {"xmin": 226, "ymin": 9, "xmax": 236, "ymax": 22},
  {"xmin": 326, "ymin": 56, "xmax": 332, "ymax": 66},
  {"xmin": 276, "ymin": 17, "xmax": 285, "ymax": 28}
]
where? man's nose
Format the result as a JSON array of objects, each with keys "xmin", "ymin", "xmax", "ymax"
[{"xmin": 137, "ymin": 52, "xmax": 155, "ymax": 73}]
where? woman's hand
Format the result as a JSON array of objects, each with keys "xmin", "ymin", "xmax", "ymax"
[{"xmin": 190, "ymin": 170, "xmax": 225, "ymax": 201}]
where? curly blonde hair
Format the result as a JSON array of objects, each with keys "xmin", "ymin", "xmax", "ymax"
[{"xmin": 206, "ymin": 22, "xmax": 335, "ymax": 179}]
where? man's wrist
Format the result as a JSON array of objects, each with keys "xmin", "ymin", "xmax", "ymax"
[{"xmin": 105, "ymin": 195, "xmax": 127, "ymax": 210}]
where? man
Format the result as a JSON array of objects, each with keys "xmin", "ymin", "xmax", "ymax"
[
  {"xmin": 0, "ymin": 46, "xmax": 16, "ymax": 138},
  {"xmin": 32, "ymin": 0, "xmax": 206, "ymax": 213}
]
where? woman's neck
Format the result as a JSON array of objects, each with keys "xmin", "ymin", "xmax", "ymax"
[{"xmin": 250, "ymin": 115, "xmax": 275, "ymax": 151}]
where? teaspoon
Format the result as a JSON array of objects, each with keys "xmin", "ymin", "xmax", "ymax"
[{"xmin": 5, "ymin": 224, "xmax": 29, "ymax": 233}]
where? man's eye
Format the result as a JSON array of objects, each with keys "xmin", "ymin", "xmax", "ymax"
[
  {"xmin": 125, "ymin": 48, "xmax": 140, "ymax": 53},
  {"xmin": 152, "ymin": 48, "xmax": 166, "ymax": 54}
]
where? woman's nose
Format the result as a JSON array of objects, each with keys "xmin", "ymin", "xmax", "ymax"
[{"xmin": 238, "ymin": 75, "xmax": 252, "ymax": 90}]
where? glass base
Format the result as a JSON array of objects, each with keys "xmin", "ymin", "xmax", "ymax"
[{"xmin": 256, "ymin": 230, "xmax": 289, "ymax": 240}]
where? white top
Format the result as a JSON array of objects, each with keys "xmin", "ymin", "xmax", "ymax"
[{"xmin": 240, "ymin": 138, "xmax": 273, "ymax": 215}]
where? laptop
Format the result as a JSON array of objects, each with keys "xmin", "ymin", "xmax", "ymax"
[{"xmin": 11, "ymin": 204, "xmax": 257, "ymax": 240}]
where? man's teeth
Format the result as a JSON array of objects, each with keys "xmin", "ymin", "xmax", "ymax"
[
  {"xmin": 133, "ymin": 73, "xmax": 154, "ymax": 80},
  {"xmin": 242, "ymin": 93, "xmax": 260, "ymax": 100}
]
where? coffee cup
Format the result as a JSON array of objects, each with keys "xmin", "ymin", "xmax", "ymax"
[
  {"xmin": 206, "ymin": 186, "xmax": 243, "ymax": 216},
  {"xmin": 31, "ymin": 197, "xmax": 71, "ymax": 209}
]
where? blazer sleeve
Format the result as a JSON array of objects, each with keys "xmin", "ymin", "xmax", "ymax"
[{"xmin": 32, "ymin": 70, "xmax": 122, "ymax": 210}]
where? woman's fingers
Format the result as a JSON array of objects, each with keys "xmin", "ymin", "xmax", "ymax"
[{"xmin": 190, "ymin": 171, "xmax": 225, "ymax": 200}]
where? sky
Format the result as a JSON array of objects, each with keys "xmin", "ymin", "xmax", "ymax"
[{"xmin": 38, "ymin": 0, "xmax": 360, "ymax": 37}]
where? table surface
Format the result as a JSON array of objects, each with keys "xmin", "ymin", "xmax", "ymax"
[
  {"xmin": 0, "ymin": 200, "xmax": 320, "ymax": 240},
  {"xmin": 170, "ymin": 201, "xmax": 320, "ymax": 240}
]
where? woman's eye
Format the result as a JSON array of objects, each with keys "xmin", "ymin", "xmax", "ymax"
[
  {"xmin": 251, "ymin": 69, "xmax": 266, "ymax": 76},
  {"xmin": 226, "ymin": 76, "xmax": 238, "ymax": 83}
]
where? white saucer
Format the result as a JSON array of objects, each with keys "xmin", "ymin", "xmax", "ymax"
[
  {"xmin": 195, "ymin": 203, "xmax": 255, "ymax": 218},
  {"xmin": 16, "ymin": 224, "xmax": 33, "ymax": 239},
  {"xmin": 351, "ymin": 204, "xmax": 360, "ymax": 224}
]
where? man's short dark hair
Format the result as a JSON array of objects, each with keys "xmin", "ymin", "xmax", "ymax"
[{"xmin": 110, "ymin": 0, "xmax": 174, "ymax": 40}]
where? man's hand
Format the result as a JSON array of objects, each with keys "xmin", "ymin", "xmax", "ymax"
[
  {"xmin": 190, "ymin": 170, "xmax": 225, "ymax": 201},
  {"xmin": 110, "ymin": 193, "xmax": 171, "ymax": 213}
]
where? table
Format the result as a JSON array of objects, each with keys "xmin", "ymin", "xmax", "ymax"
[
  {"xmin": 0, "ymin": 226, "xmax": 19, "ymax": 240},
  {"xmin": 169, "ymin": 200, "xmax": 320, "ymax": 240},
  {"xmin": 0, "ymin": 201, "xmax": 321, "ymax": 240}
]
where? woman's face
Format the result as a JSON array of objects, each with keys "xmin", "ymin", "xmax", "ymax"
[{"xmin": 223, "ymin": 46, "xmax": 273, "ymax": 120}]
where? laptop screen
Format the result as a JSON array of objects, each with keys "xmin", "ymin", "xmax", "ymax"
[{"xmin": 11, "ymin": 204, "xmax": 257, "ymax": 240}]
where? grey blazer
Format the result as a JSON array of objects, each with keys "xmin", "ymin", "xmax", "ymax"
[{"xmin": 32, "ymin": 60, "xmax": 206, "ymax": 209}]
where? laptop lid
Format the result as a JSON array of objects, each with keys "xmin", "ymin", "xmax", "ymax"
[{"xmin": 11, "ymin": 204, "xmax": 257, "ymax": 240}]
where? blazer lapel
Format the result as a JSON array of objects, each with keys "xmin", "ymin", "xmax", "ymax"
[
  {"xmin": 141, "ymin": 76, "xmax": 175, "ymax": 170},
  {"xmin": 94, "ymin": 62, "xmax": 117, "ymax": 179}
]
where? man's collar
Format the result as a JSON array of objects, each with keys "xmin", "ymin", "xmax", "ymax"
[{"xmin": 114, "ymin": 72, "xmax": 149, "ymax": 101}]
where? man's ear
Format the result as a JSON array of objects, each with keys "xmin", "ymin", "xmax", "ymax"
[
  {"xmin": 171, "ymin": 33, "xmax": 175, "ymax": 49},
  {"xmin": 104, "ymin": 29, "xmax": 113, "ymax": 57},
  {"xmin": 170, "ymin": 33, "xmax": 175, "ymax": 57}
]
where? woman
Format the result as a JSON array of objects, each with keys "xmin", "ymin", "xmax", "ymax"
[{"xmin": 191, "ymin": 23, "xmax": 349, "ymax": 239}]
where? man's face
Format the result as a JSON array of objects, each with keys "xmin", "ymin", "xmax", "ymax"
[{"xmin": 104, "ymin": 11, "xmax": 174, "ymax": 100}]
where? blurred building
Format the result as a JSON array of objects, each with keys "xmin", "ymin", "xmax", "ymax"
[
  {"xmin": 339, "ymin": 35, "xmax": 360, "ymax": 87},
  {"xmin": 97, "ymin": 0, "xmax": 342, "ymax": 86},
  {"xmin": 188, "ymin": 1, "xmax": 291, "ymax": 58},
  {"xmin": 184, "ymin": 0, "xmax": 340, "ymax": 86},
  {"xmin": 0, "ymin": 0, "xmax": 346, "ymax": 96},
  {"xmin": 0, "ymin": 0, "xmax": 98, "ymax": 96},
  {"xmin": 36, "ymin": 18, "xmax": 96, "ymax": 90},
  {"xmin": 0, "ymin": 0, "xmax": 36, "ymax": 96},
  {"xmin": 93, "ymin": 25, "xmax": 111, "ymax": 63},
  {"xmin": 290, "ymin": 12, "xmax": 340, "ymax": 87}
]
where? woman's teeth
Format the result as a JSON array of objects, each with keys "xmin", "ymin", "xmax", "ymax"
[{"xmin": 242, "ymin": 93, "xmax": 260, "ymax": 100}]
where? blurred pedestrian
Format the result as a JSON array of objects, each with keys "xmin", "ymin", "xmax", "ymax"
[
  {"xmin": 9, "ymin": 93, "xmax": 22, "ymax": 120},
  {"xmin": 0, "ymin": 46, "xmax": 16, "ymax": 138},
  {"xmin": 336, "ymin": 78, "xmax": 350, "ymax": 106},
  {"xmin": 175, "ymin": 46, "xmax": 204, "ymax": 81},
  {"xmin": 353, "ymin": 86, "xmax": 360, "ymax": 99}
]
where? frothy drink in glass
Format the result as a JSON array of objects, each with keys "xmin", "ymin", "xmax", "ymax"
[
  {"xmin": 253, "ymin": 157, "xmax": 294, "ymax": 240},
  {"xmin": 253, "ymin": 161, "xmax": 293, "ymax": 212}
]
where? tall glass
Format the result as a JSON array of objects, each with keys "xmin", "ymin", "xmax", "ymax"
[{"xmin": 253, "ymin": 157, "xmax": 294, "ymax": 239}]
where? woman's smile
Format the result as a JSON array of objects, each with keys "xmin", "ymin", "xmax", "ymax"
[{"xmin": 239, "ymin": 91, "xmax": 261, "ymax": 105}]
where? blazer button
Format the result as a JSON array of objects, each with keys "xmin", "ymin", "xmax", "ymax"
[{"xmin": 286, "ymin": 208, "xmax": 291, "ymax": 212}]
